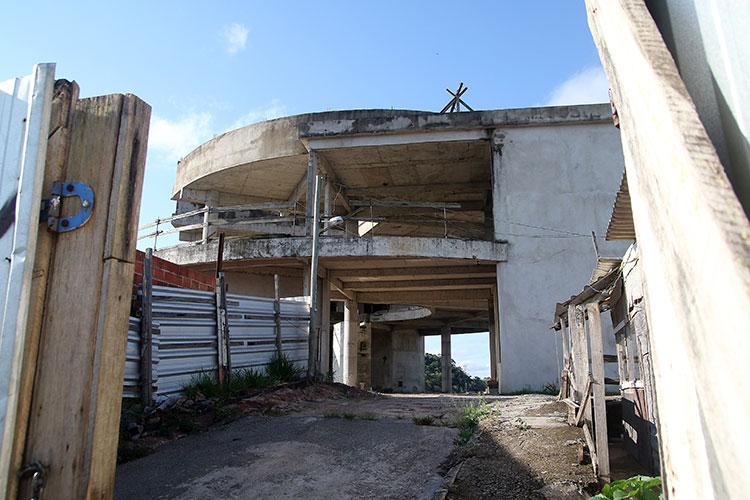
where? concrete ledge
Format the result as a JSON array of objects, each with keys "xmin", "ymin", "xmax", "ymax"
[{"xmin": 156, "ymin": 236, "xmax": 508, "ymax": 266}]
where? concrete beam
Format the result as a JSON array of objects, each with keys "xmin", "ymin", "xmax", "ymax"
[
  {"xmin": 346, "ymin": 182, "xmax": 491, "ymax": 198},
  {"xmin": 306, "ymin": 129, "xmax": 489, "ymax": 150},
  {"xmin": 330, "ymin": 265, "xmax": 497, "ymax": 281},
  {"xmin": 157, "ymin": 236, "xmax": 507, "ymax": 266},
  {"xmin": 356, "ymin": 289, "xmax": 491, "ymax": 304},
  {"xmin": 345, "ymin": 278, "xmax": 495, "ymax": 292}
]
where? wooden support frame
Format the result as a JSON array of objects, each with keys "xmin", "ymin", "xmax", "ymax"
[
  {"xmin": 587, "ymin": 302, "xmax": 610, "ymax": 481},
  {"xmin": 215, "ymin": 273, "xmax": 231, "ymax": 386},
  {"xmin": 140, "ymin": 249, "xmax": 154, "ymax": 405},
  {"xmin": 15, "ymin": 92, "xmax": 150, "ymax": 499}
]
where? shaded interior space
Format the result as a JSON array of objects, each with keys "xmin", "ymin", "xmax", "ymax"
[{"xmin": 185, "ymin": 254, "xmax": 501, "ymax": 394}]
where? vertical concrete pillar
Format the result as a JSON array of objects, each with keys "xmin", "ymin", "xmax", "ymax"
[
  {"xmin": 201, "ymin": 190, "xmax": 219, "ymax": 242},
  {"xmin": 488, "ymin": 297, "xmax": 499, "ymax": 395},
  {"xmin": 320, "ymin": 277, "xmax": 331, "ymax": 375},
  {"xmin": 491, "ymin": 282, "xmax": 502, "ymax": 392},
  {"xmin": 441, "ymin": 325, "xmax": 452, "ymax": 393},
  {"xmin": 305, "ymin": 150, "xmax": 317, "ymax": 236},
  {"xmin": 343, "ymin": 298, "xmax": 359, "ymax": 386},
  {"xmin": 489, "ymin": 130, "xmax": 506, "ymax": 393}
]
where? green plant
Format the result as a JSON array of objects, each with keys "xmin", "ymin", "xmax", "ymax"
[
  {"xmin": 590, "ymin": 476, "xmax": 663, "ymax": 500},
  {"xmin": 413, "ymin": 415, "xmax": 436, "ymax": 426},
  {"xmin": 213, "ymin": 405, "xmax": 234, "ymax": 421},
  {"xmin": 266, "ymin": 353, "xmax": 302, "ymax": 383},
  {"xmin": 181, "ymin": 371, "xmax": 223, "ymax": 399},
  {"xmin": 454, "ymin": 428, "xmax": 474, "ymax": 446},
  {"xmin": 358, "ymin": 413, "xmax": 378, "ymax": 421},
  {"xmin": 507, "ymin": 382, "xmax": 559, "ymax": 396},
  {"xmin": 181, "ymin": 367, "xmax": 272, "ymax": 400}
]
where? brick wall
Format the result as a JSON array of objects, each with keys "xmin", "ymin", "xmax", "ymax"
[{"xmin": 133, "ymin": 250, "xmax": 215, "ymax": 292}]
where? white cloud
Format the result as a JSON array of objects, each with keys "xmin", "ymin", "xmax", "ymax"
[
  {"xmin": 546, "ymin": 66, "xmax": 610, "ymax": 106},
  {"xmin": 220, "ymin": 23, "xmax": 249, "ymax": 54},
  {"xmin": 229, "ymin": 99, "xmax": 287, "ymax": 129},
  {"xmin": 148, "ymin": 112, "xmax": 213, "ymax": 164}
]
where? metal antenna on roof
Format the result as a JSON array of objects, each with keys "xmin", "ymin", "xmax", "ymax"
[{"xmin": 440, "ymin": 82, "xmax": 474, "ymax": 113}]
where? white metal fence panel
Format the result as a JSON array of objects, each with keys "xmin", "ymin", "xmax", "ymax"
[
  {"xmin": 127, "ymin": 286, "xmax": 310, "ymax": 398},
  {"xmin": 124, "ymin": 317, "xmax": 159, "ymax": 398},
  {"xmin": 0, "ymin": 64, "xmax": 54, "ymax": 470},
  {"xmin": 227, "ymin": 294, "xmax": 309, "ymax": 373}
]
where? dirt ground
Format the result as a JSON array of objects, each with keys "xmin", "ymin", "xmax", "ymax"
[{"xmin": 116, "ymin": 384, "xmax": 598, "ymax": 499}]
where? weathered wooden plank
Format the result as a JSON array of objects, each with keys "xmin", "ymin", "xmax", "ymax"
[
  {"xmin": 587, "ymin": 302, "xmax": 610, "ymax": 481},
  {"xmin": 587, "ymin": 0, "xmax": 750, "ymax": 495},
  {"xmin": 18, "ymin": 93, "xmax": 150, "ymax": 499},
  {"xmin": 140, "ymin": 249, "xmax": 154, "ymax": 405},
  {"xmin": 215, "ymin": 273, "xmax": 230, "ymax": 385},
  {"xmin": 568, "ymin": 304, "xmax": 588, "ymax": 403}
]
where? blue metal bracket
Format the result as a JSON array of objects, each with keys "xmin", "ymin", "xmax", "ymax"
[{"xmin": 43, "ymin": 181, "xmax": 94, "ymax": 232}]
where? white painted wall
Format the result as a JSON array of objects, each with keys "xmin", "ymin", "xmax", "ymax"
[{"xmin": 493, "ymin": 122, "xmax": 630, "ymax": 392}]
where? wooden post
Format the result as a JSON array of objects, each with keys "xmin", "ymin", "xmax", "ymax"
[
  {"xmin": 3, "ymin": 78, "xmax": 78, "ymax": 500},
  {"xmin": 307, "ymin": 174, "xmax": 322, "ymax": 377},
  {"xmin": 274, "ymin": 274, "xmax": 283, "ymax": 358},
  {"xmin": 587, "ymin": 301, "xmax": 610, "ymax": 481},
  {"xmin": 139, "ymin": 249, "xmax": 154, "ymax": 405},
  {"xmin": 18, "ymin": 93, "xmax": 150, "ymax": 499},
  {"xmin": 568, "ymin": 303, "xmax": 587, "ymax": 402},
  {"xmin": 215, "ymin": 272, "xmax": 231, "ymax": 386}
]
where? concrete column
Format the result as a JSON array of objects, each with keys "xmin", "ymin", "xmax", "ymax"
[
  {"xmin": 201, "ymin": 190, "xmax": 219, "ymax": 242},
  {"xmin": 441, "ymin": 325, "xmax": 452, "ymax": 393},
  {"xmin": 306, "ymin": 150, "xmax": 317, "ymax": 236},
  {"xmin": 320, "ymin": 277, "xmax": 331, "ymax": 375},
  {"xmin": 491, "ymin": 282, "xmax": 502, "ymax": 393},
  {"xmin": 343, "ymin": 298, "xmax": 359, "ymax": 386}
]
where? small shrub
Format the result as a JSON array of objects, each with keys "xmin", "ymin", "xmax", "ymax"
[
  {"xmin": 266, "ymin": 353, "xmax": 302, "ymax": 383},
  {"xmin": 413, "ymin": 415, "xmax": 436, "ymax": 426},
  {"xmin": 214, "ymin": 405, "xmax": 234, "ymax": 421},
  {"xmin": 181, "ymin": 371, "xmax": 222, "ymax": 399},
  {"xmin": 342, "ymin": 412, "xmax": 356, "ymax": 420},
  {"xmin": 453, "ymin": 428, "xmax": 474, "ymax": 446},
  {"xmin": 358, "ymin": 413, "xmax": 378, "ymax": 421},
  {"xmin": 324, "ymin": 411, "xmax": 344, "ymax": 418},
  {"xmin": 590, "ymin": 475, "xmax": 663, "ymax": 500}
]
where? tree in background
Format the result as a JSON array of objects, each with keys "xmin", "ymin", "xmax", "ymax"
[{"xmin": 424, "ymin": 353, "xmax": 487, "ymax": 393}]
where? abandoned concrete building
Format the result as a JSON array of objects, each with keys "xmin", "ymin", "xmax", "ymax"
[{"xmin": 155, "ymin": 104, "xmax": 629, "ymax": 393}]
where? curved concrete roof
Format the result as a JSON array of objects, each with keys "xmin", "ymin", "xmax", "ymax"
[{"xmin": 172, "ymin": 105, "xmax": 613, "ymax": 203}]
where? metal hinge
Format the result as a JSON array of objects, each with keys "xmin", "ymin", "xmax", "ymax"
[
  {"xmin": 41, "ymin": 181, "xmax": 94, "ymax": 232},
  {"xmin": 19, "ymin": 461, "xmax": 46, "ymax": 500}
]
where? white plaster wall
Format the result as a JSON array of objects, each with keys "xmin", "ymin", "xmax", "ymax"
[
  {"xmin": 331, "ymin": 321, "xmax": 344, "ymax": 383},
  {"xmin": 494, "ymin": 122, "xmax": 630, "ymax": 392}
]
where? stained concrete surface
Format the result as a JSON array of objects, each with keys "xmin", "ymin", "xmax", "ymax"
[{"xmin": 114, "ymin": 414, "xmax": 457, "ymax": 500}]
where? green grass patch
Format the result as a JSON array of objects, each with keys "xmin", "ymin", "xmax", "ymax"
[
  {"xmin": 266, "ymin": 353, "xmax": 302, "ymax": 383},
  {"xmin": 412, "ymin": 415, "xmax": 436, "ymax": 426},
  {"xmin": 450, "ymin": 399, "xmax": 491, "ymax": 446},
  {"xmin": 181, "ymin": 365, "xmax": 277, "ymax": 400},
  {"xmin": 325, "ymin": 411, "xmax": 378, "ymax": 421}
]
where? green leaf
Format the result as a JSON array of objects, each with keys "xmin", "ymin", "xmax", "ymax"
[
  {"xmin": 641, "ymin": 489, "xmax": 660, "ymax": 500},
  {"xmin": 612, "ymin": 490, "xmax": 632, "ymax": 500},
  {"xmin": 644, "ymin": 478, "xmax": 662, "ymax": 489}
]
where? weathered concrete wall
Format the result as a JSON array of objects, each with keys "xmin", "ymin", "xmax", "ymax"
[
  {"xmin": 391, "ymin": 329, "xmax": 425, "ymax": 393},
  {"xmin": 370, "ymin": 330, "xmax": 392, "ymax": 391},
  {"xmin": 223, "ymin": 272, "xmax": 302, "ymax": 298},
  {"xmin": 493, "ymin": 123, "xmax": 629, "ymax": 392}
]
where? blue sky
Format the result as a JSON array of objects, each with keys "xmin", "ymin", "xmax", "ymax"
[{"xmin": 2, "ymin": 1, "xmax": 609, "ymax": 379}]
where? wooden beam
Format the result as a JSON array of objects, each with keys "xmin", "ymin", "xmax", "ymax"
[
  {"xmin": 4, "ymin": 77, "xmax": 77, "ymax": 500},
  {"xmin": 586, "ymin": 1, "xmax": 750, "ymax": 495},
  {"xmin": 587, "ymin": 302, "xmax": 610, "ymax": 481},
  {"xmin": 18, "ymin": 93, "xmax": 150, "ymax": 499}
]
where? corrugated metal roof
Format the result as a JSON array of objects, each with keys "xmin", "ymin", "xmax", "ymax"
[{"xmin": 606, "ymin": 171, "xmax": 636, "ymax": 241}]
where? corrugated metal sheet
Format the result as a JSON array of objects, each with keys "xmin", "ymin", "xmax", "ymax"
[
  {"xmin": 125, "ymin": 286, "xmax": 310, "ymax": 397},
  {"xmin": 123, "ymin": 317, "xmax": 159, "ymax": 398},
  {"xmin": 0, "ymin": 64, "xmax": 55, "ymax": 465}
]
